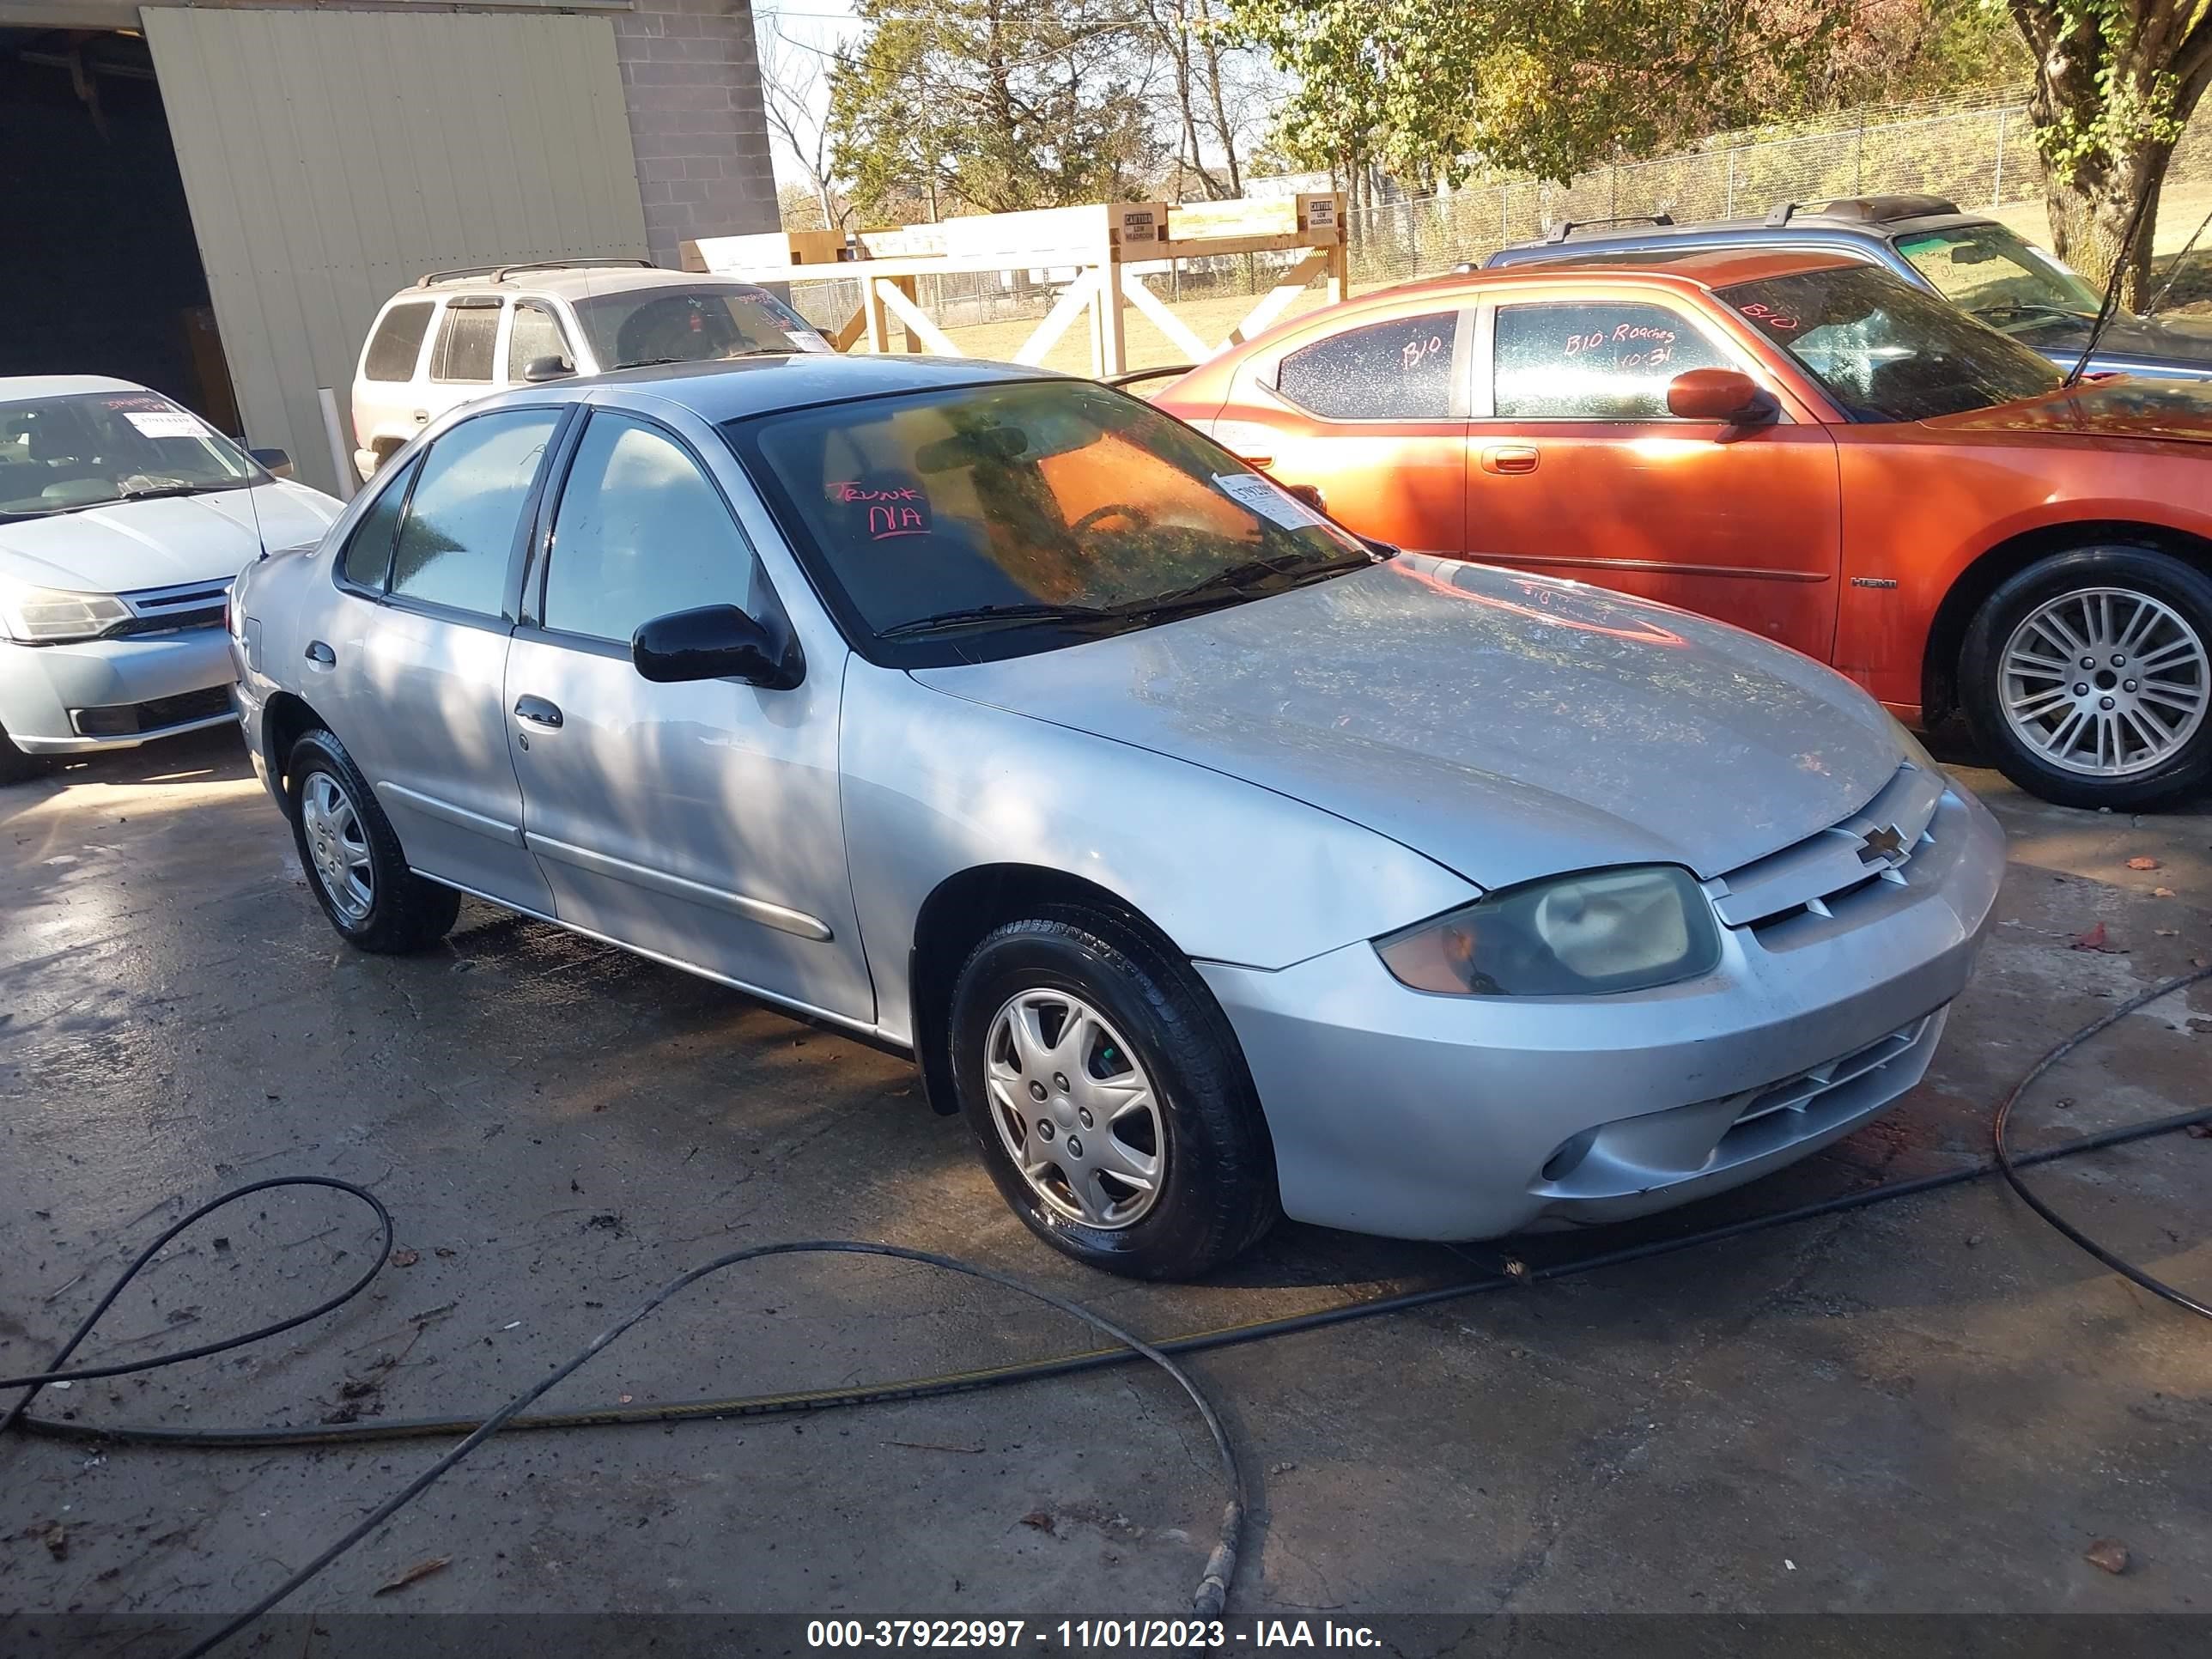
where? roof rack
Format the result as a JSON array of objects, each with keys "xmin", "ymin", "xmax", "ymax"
[
  {"xmin": 416, "ymin": 257, "xmax": 656, "ymax": 288},
  {"xmin": 1767, "ymin": 195, "xmax": 1963, "ymax": 228},
  {"xmin": 1542, "ymin": 212, "xmax": 1675, "ymax": 245}
]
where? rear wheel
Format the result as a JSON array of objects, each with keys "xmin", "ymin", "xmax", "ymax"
[
  {"xmin": 949, "ymin": 908, "xmax": 1278, "ymax": 1279},
  {"xmin": 286, "ymin": 727, "xmax": 460, "ymax": 952},
  {"xmin": 1961, "ymin": 546, "xmax": 2212, "ymax": 810}
]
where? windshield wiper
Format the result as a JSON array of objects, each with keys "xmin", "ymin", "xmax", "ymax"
[
  {"xmin": 118, "ymin": 483, "xmax": 222, "ymax": 501},
  {"xmin": 878, "ymin": 549, "xmax": 1374, "ymax": 641},
  {"xmin": 877, "ymin": 601, "xmax": 1120, "ymax": 639},
  {"xmin": 612, "ymin": 348, "xmax": 791, "ymax": 370},
  {"xmin": 1975, "ymin": 301, "xmax": 2098, "ymax": 325},
  {"xmin": 1123, "ymin": 548, "xmax": 1371, "ymax": 617}
]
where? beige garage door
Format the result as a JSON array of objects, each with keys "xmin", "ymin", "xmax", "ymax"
[{"xmin": 143, "ymin": 6, "xmax": 648, "ymax": 495}]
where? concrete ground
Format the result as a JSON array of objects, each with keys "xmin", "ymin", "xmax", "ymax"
[{"xmin": 2, "ymin": 726, "xmax": 2209, "ymax": 1638}]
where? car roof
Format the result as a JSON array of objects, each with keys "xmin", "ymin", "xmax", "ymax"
[
  {"xmin": 0, "ymin": 374, "xmax": 149, "ymax": 405},
  {"xmin": 1499, "ymin": 247, "xmax": 1868, "ymax": 287},
  {"xmin": 526, "ymin": 353, "xmax": 1072, "ymax": 423},
  {"xmin": 397, "ymin": 262, "xmax": 775, "ymax": 304},
  {"xmin": 1369, "ymin": 246, "xmax": 1863, "ymax": 306},
  {"xmin": 1484, "ymin": 197, "xmax": 1997, "ymax": 267}
]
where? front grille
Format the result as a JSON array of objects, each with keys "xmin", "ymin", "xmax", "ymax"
[
  {"xmin": 1730, "ymin": 1016, "xmax": 1933, "ymax": 1127},
  {"xmin": 112, "ymin": 579, "xmax": 231, "ymax": 639},
  {"xmin": 71, "ymin": 684, "xmax": 234, "ymax": 738},
  {"xmin": 1709, "ymin": 763, "xmax": 1946, "ymax": 934}
]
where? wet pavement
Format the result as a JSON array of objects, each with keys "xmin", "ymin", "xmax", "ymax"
[{"xmin": 2, "ymin": 726, "xmax": 2209, "ymax": 1632}]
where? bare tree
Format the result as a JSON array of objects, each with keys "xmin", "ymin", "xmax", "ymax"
[{"xmin": 756, "ymin": 11, "xmax": 849, "ymax": 231}]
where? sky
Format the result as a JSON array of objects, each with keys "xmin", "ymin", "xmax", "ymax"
[{"xmin": 751, "ymin": 1, "xmax": 862, "ymax": 195}]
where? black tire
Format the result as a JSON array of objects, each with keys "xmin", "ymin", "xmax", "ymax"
[
  {"xmin": 0, "ymin": 725, "xmax": 47, "ymax": 786},
  {"xmin": 285, "ymin": 727, "xmax": 460, "ymax": 953},
  {"xmin": 949, "ymin": 907, "xmax": 1279, "ymax": 1279},
  {"xmin": 1960, "ymin": 545, "xmax": 2212, "ymax": 811}
]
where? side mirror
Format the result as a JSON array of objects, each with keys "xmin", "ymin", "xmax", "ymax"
[
  {"xmin": 248, "ymin": 447, "xmax": 294, "ymax": 479},
  {"xmin": 1666, "ymin": 368, "xmax": 1778, "ymax": 427},
  {"xmin": 632, "ymin": 604, "xmax": 803, "ymax": 690},
  {"xmin": 522, "ymin": 355, "xmax": 575, "ymax": 384}
]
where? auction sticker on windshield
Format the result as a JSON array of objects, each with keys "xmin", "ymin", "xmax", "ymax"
[{"xmin": 1213, "ymin": 472, "xmax": 1323, "ymax": 530}]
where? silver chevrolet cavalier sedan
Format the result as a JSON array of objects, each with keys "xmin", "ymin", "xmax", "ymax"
[{"xmin": 231, "ymin": 356, "xmax": 2004, "ymax": 1278}]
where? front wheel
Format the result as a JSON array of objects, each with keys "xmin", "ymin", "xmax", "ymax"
[
  {"xmin": 949, "ymin": 908, "xmax": 1279, "ymax": 1279},
  {"xmin": 286, "ymin": 727, "xmax": 460, "ymax": 952},
  {"xmin": 1960, "ymin": 546, "xmax": 2212, "ymax": 810},
  {"xmin": 0, "ymin": 725, "xmax": 47, "ymax": 786}
]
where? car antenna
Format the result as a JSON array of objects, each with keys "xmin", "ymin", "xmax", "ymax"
[
  {"xmin": 2063, "ymin": 188, "xmax": 2160, "ymax": 387},
  {"xmin": 2136, "ymin": 203, "xmax": 2212, "ymax": 321}
]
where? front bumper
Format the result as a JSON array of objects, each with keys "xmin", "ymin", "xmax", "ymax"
[
  {"xmin": 1200, "ymin": 781, "xmax": 2006, "ymax": 1241},
  {"xmin": 0, "ymin": 629, "xmax": 240, "ymax": 755}
]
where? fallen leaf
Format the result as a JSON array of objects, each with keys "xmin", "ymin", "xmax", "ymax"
[
  {"xmin": 2070, "ymin": 923, "xmax": 2125, "ymax": 953},
  {"xmin": 2155, "ymin": 928, "xmax": 2179, "ymax": 938},
  {"xmin": 2153, "ymin": 887, "xmax": 2177, "ymax": 898},
  {"xmin": 42, "ymin": 1524, "xmax": 66, "ymax": 1560},
  {"xmin": 2125, "ymin": 856, "xmax": 2161, "ymax": 871},
  {"xmin": 2084, "ymin": 1540, "xmax": 2130, "ymax": 1576},
  {"xmin": 2185, "ymin": 1124, "xmax": 2211, "ymax": 1139},
  {"xmin": 390, "ymin": 1249, "xmax": 420, "ymax": 1268},
  {"xmin": 1020, "ymin": 1511, "xmax": 1057, "ymax": 1536},
  {"xmin": 374, "ymin": 1556, "xmax": 452, "ymax": 1595}
]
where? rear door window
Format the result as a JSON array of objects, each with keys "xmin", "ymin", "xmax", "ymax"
[
  {"xmin": 389, "ymin": 409, "xmax": 559, "ymax": 617},
  {"xmin": 364, "ymin": 303, "xmax": 434, "ymax": 382},
  {"xmin": 430, "ymin": 301, "xmax": 501, "ymax": 384},
  {"xmin": 1491, "ymin": 301, "xmax": 1732, "ymax": 419},
  {"xmin": 1276, "ymin": 312, "xmax": 1461, "ymax": 419}
]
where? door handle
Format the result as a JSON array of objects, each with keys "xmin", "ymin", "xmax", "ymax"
[
  {"xmin": 411, "ymin": 410, "xmax": 430, "ymax": 423},
  {"xmin": 513, "ymin": 695, "xmax": 562, "ymax": 729},
  {"xmin": 1481, "ymin": 445, "xmax": 1540, "ymax": 476},
  {"xmin": 303, "ymin": 640, "xmax": 336, "ymax": 668}
]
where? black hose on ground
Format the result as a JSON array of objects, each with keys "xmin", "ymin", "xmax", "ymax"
[
  {"xmin": 3, "ymin": 969, "xmax": 2208, "ymax": 1656},
  {"xmin": 1991, "ymin": 963, "xmax": 2212, "ymax": 1322}
]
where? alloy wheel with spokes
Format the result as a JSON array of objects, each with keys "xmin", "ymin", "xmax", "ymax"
[
  {"xmin": 301, "ymin": 770, "xmax": 374, "ymax": 921},
  {"xmin": 1999, "ymin": 586, "xmax": 2209, "ymax": 778},
  {"xmin": 984, "ymin": 989, "xmax": 1164, "ymax": 1230}
]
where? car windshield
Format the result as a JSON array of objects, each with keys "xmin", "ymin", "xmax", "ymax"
[
  {"xmin": 1718, "ymin": 264, "xmax": 2064, "ymax": 422},
  {"xmin": 1893, "ymin": 222, "xmax": 2112, "ymax": 338},
  {"xmin": 574, "ymin": 285, "xmax": 827, "ymax": 370},
  {"xmin": 0, "ymin": 390, "xmax": 260, "ymax": 521},
  {"xmin": 733, "ymin": 379, "xmax": 1376, "ymax": 663}
]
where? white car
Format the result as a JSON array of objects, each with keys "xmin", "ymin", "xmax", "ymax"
[
  {"xmin": 349, "ymin": 258, "xmax": 831, "ymax": 482},
  {"xmin": 0, "ymin": 376, "xmax": 342, "ymax": 782}
]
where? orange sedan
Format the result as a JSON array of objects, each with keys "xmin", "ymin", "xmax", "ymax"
[{"xmin": 1155, "ymin": 251, "xmax": 2212, "ymax": 809}]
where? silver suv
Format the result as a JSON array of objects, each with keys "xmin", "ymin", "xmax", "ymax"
[{"xmin": 349, "ymin": 258, "xmax": 829, "ymax": 483}]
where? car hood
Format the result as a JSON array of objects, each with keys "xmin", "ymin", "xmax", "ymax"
[
  {"xmin": 0, "ymin": 482, "xmax": 341, "ymax": 593},
  {"xmin": 1925, "ymin": 375, "xmax": 2212, "ymax": 444},
  {"xmin": 913, "ymin": 556, "xmax": 1905, "ymax": 890}
]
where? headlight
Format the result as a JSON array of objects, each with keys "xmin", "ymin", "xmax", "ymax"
[
  {"xmin": 1376, "ymin": 866, "xmax": 1721, "ymax": 997},
  {"xmin": 0, "ymin": 583, "xmax": 131, "ymax": 644}
]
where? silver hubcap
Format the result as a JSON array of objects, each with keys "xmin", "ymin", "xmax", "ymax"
[
  {"xmin": 985, "ymin": 990, "xmax": 1164, "ymax": 1231},
  {"xmin": 2000, "ymin": 587, "xmax": 2208, "ymax": 777},
  {"xmin": 301, "ymin": 771, "xmax": 374, "ymax": 921}
]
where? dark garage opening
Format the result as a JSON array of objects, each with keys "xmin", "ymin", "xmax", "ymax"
[{"xmin": 0, "ymin": 27, "xmax": 240, "ymax": 432}]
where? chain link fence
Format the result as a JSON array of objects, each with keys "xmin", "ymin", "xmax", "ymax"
[{"xmin": 784, "ymin": 87, "xmax": 2212, "ymax": 338}]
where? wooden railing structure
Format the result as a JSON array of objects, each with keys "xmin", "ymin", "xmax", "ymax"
[{"xmin": 679, "ymin": 193, "xmax": 1347, "ymax": 377}]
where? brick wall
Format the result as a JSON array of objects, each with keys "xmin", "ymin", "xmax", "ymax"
[{"xmin": 613, "ymin": 0, "xmax": 781, "ymax": 267}]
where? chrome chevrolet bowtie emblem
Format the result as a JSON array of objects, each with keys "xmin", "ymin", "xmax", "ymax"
[{"xmin": 1856, "ymin": 823, "xmax": 1907, "ymax": 865}]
